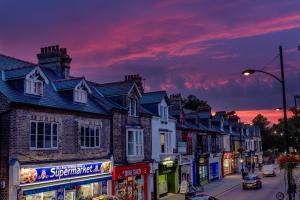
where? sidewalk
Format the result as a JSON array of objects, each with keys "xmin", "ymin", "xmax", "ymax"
[
  {"xmin": 203, "ymin": 174, "xmax": 242, "ymax": 196},
  {"xmin": 161, "ymin": 173, "xmax": 242, "ymax": 200}
]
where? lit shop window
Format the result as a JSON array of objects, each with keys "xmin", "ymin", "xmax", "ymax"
[
  {"xmin": 80, "ymin": 125, "xmax": 101, "ymax": 148},
  {"xmin": 30, "ymin": 121, "xmax": 58, "ymax": 149}
]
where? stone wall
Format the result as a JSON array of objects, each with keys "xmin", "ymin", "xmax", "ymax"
[
  {"xmin": 112, "ymin": 111, "xmax": 152, "ymax": 164},
  {"xmin": 8, "ymin": 105, "xmax": 111, "ymax": 163}
]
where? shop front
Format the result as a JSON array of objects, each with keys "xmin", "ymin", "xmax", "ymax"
[
  {"xmin": 16, "ymin": 160, "xmax": 113, "ymax": 200},
  {"xmin": 179, "ymin": 155, "xmax": 193, "ymax": 193},
  {"xmin": 197, "ymin": 154, "xmax": 209, "ymax": 185},
  {"xmin": 157, "ymin": 159, "xmax": 179, "ymax": 198},
  {"xmin": 222, "ymin": 152, "xmax": 234, "ymax": 176},
  {"xmin": 209, "ymin": 154, "xmax": 221, "ymax": 181},
  {"xmin": 112, "ymin": 163, "xmax": 150, "ymax": 200}
]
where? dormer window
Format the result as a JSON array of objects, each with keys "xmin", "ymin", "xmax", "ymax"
[
  {"xmin": 128, "ymin": 98, "xmax": 137, "ymax": 116},
  {"xmin": 25, "ymin": 78, "xmax": 43, "ymax": 96},
  {"xmin": 73, "ymin": 79, "xmax": 91, "ymax": 104},
  {"xmin": 24, "ymin": 67, "xmax": 48, "ymax": 96},
  {"xmin": 74, "ymin": 88, "xmax": 87, "ymax": 103},
  {"xmin": 160, "ymin": 105, "xmax": 168, "ymax": 121}
]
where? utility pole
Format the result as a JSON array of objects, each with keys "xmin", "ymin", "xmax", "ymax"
[
  {"xmin": 279, "ymin": 46, "xmax": 293, "ymax": 200},
  {"xmin": 294, "ymin": 95, "xmax": 300, "ymax": 152}
]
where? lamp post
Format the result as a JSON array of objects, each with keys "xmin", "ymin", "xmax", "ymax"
[{"xmin": 242, "ymin": 46, "xmax": 292, "ymax": 200}]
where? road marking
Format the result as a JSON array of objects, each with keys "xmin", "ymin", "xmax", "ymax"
[{"xmin": 214, "ymin": 183, "xmax": 241, "ymax": 198}]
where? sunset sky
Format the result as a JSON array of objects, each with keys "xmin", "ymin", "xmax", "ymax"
[{"xmin": 0, "ymin": 0, "xmax": 300, "ymax": 124}]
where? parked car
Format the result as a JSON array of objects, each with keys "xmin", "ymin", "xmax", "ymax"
[
  {"xmin": 262, "ymin": 164, "xmax": 276, "ymax": 177},
  {"xmin": 242, "ymin": 175, "xmax": 262, "ymax": 189}
]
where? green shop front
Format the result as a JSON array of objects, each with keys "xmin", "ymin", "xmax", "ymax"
[
  {"xmin": 14, "ymin": 160, "xmax": 112, "ymax": 200},
  {"xmin": 156, "ymin": 159, "xmax": 179, "ymax": 198}
]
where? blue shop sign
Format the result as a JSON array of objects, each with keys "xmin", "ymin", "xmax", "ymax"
[{"xmin": 20, "ymin": 161, "xmax": 111, "ymax": 185}]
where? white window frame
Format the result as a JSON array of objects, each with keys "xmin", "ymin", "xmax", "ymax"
[
  {"xmin": 80, "ymin": 125, "xmax": 101, "ymax": 148},
  {"xmin": 126, "ymin": 129, "xmax": 144, "ymax": 157},
  {"xmin": 30, "ymin": 120, "xmax": 58, "ymax": 150},
  {"xmin": 128, "ymin": 98, "xmax": 137, "ymax": 117},
  {"xmin": 74, "ymin": 88, "xmax": 87, "ymax": 104},
  {"xmin": 160, "ymin": 132, "xmax": 171, "ymax": 154},
  {"xmin": 25, "ymin": 78, "xmax": 43, "ymax": 96}
]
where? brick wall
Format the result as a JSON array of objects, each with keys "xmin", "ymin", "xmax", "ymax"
[
  {"xmin": 112, "ymin": 111, "xmax": 152, "ymax": 164},
  {"xmin": 0, "ymin": 112, "xmax": 10, "ymax": 200},
  {"xmin": 9, "ymin": 106, "xmax": 111, "ymax": 163}
]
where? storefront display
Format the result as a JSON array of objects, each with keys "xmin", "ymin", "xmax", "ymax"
[
  {"xmin": 222, "ymin": 152, "xmax": 234, "ymax": 176},
  {"xmin": 197, "ymin": 155, "xmax": 209, "ymax": 185},
  {"xmin": 17, "ymin": 161, "xmax": 112, "ymax": 200},
  {"xmin": 112, "ymin": 163, "xmax": 150, "ymax": 200},
  {"xmin": 157, "ymin": 159, "xmax": 179, "ymax": 197}
]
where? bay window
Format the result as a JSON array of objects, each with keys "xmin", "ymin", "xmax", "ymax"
[
  {"xmin": 30, "ymin": 121, "xmax": 58, "ymax": 149},
  {"xmin": 127, "ymin": 129, "xmax": 143, "ymax": 157}
]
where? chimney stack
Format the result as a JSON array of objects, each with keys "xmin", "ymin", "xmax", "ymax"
[
  {"xmin": 125, "ymin": 74, "xmax": 144, "ymax": 93},
  {"xmin": 37, "ymin": 45, "xmax": 72, "ymax": 79}
]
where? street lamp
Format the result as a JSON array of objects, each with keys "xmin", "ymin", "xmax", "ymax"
[{"xmin": 242, "ymin": 46, "xmax": 292, "ymax": 199}]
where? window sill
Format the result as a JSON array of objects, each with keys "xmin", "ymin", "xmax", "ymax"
[
  {"xmin": 127, "ymin": 155, "xmax": 144, "ymax": 162},
  {"xmin": 80, "ymin": 146, "xmax": 101, "ymax": 149},
  {"xmin": 30, "ymin": 147, "xmax": 58, "ymax": 151}
]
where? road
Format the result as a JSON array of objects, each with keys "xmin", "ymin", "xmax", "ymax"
[{"xmin": 216, "ymin": 171, "xmax": 288, "ymax": 200}]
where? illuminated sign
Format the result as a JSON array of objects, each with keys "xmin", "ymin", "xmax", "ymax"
[{"xmin": 20, "ymin": 161, "xmax": 111, "ymax": 185}]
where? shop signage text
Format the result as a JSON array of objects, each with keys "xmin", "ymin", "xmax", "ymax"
[
  {"xmin": 20, "ymin": 161, "xmax": 111, "ymax": 185},
  {"xmin": 113, "ymin": 164, "xmax": 150, "ymax": 180}
]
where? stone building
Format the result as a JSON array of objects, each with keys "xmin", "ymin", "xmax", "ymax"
[
  {"xmin": 90, "ymin": 74, "xmax": 153, "ymax": 200},
  {"xmin": 0, "ymin": 46, "xmax": 114, "ymax": 200}
]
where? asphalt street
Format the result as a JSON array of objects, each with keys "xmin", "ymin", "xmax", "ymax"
[{"xmin": 216, "ymin": 170, "xmax": 292, "ymax": 200}]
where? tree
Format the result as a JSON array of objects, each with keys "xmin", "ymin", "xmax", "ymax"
[
  {"xmin": 184, "ymin": 94, "xmax": 210, "ymax": 111},
  {"xmin": 226, "ymin": 111, "xmax": 240, "ymax": 122},
  {"xmin": 252, "ymin": 114, "xmax": 270, "ymax": 130}
]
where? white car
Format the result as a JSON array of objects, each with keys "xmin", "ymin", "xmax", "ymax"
[{"xmin": 262, "ymin": 164, "xmax": 276, "ymax": 177}]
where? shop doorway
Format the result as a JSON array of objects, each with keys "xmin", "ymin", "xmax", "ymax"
[
  {"xmin": 158, "ymin": 174, "xmax": 168, "ymax": 196},
  {"xmin": 114, "ymin": 175, "xmax": 145, "ymax": 200}
]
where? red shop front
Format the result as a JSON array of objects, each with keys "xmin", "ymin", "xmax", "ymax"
[{"xmin": 112, "ymin": 163, "xmax": 150, "ymax": 200}]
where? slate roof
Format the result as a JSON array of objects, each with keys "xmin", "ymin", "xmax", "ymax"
[
  {"xmin": 0, "ymin": 54, "xmax": 34, "ymax": 70},
  {"xmin": 4, "ymin": 65, "xmax": 36, "ymax": 80},
  {"xmin": 140, "ymin": 91, "xmax": 167, "ymax": 105},
  {"xmin": 95, "ymin": 81, "xmax": 135, "ymax": 97},
  {"xmin": 53, "ymin": 78, "xmax": 84, "ymax": 91},
  {"xmin": 0, "ymin": 66, "xmax": 110, "ymax": 116}
]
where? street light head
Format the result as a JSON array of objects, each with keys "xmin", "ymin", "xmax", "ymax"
[
  {"xmin": 275, "ymin": 108, "xmax": 282, "ymax": 111},
  {"xmin": 242, "ymin": 69, "xmax": 256, "ymax": 76}
]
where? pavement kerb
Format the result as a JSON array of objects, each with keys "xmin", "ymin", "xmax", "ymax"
[{"xmin": 214, "ymin": 182, "xmax": 241, "ymax": 198}]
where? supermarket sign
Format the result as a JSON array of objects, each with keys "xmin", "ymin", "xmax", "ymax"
[{"xmin": 20, "ymin": 161, "xmax": 111, "ymax": 185}]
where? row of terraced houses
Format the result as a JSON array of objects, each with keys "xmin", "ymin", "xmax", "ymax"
[{"xmin": 0, "ymin": 45, "xmax": 262, "ymax": 200}]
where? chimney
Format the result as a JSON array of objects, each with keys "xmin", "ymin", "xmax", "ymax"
[
  {"xmin": 125, "ymin": 74, "xmax": 144, "ymax": 93},
  {"xmin": 37, "ymin": 45, "xmax": 72, "ymax": 79},
  {"xmin": 169, "ymin": 93, "xmax": 183, "ymax": 109}
]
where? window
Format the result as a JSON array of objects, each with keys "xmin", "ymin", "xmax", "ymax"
[
  {"xmin": 128, "ymin": 98, "xmax": 137, "ymax": 116},
  {"xmin": 160, "ymin": 132, "xmax": 171, "ymax": 153},
  {"xmin": 25, "ymin": 78, "xmax": 43, "ymax": 96},
  {"xmin": 80, "ymin": 125, "xmax": 101, "ymax": 148},
  {"xmin": 74, "ymin": 89, "xmax": 87, "ymax": 103},
  {"xmin": 30, "ymin": 121, "xmax": 58, "ymax": 149},
  {"xmin": 160, "ymin": 105, "xmax": 168, "ymax": 121},
  {"xmin": 127, "ymin": 129, "xmax": 143, "ymax": 156}
]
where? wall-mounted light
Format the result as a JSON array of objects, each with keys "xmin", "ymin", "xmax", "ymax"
[{"xmin": 0, "ymin": 180, "xmax": 5, "ymax": 189}]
